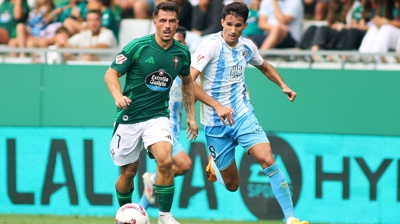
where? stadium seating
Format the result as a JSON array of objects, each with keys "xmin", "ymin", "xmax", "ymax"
[{"xmin": 118, "ymin": 19, "xmax": 154, "ymax": 49}]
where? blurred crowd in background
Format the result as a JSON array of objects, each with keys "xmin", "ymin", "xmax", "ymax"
[{"xmin": 0, "ymin": 0, "xmax": 399, "ymax": 63}]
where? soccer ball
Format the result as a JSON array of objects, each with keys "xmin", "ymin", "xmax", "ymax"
[{"xmin": 115, "ymin": 203, "xmax": 151, "ymax": 224}]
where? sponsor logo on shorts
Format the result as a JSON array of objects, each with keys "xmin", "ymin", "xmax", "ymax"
[
  {"xmin": 165, "ymin": 135, "xmax": 172, "ymax": 140},
  {"xmin": 116, "ymin": 54, "xmax": 127, "ymax": 64},
  {"xmin": 110, "ymin": 148, "xmax": 115, "ymax": 158}
]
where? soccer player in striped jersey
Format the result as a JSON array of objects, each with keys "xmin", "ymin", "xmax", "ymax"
[
  {"xmin": 104, "ymin": 3, "xmax": 197, "ymax": 224},
  {"xmin": 190, "ymin": 2, "xmax": 308, "ymax": 224}
]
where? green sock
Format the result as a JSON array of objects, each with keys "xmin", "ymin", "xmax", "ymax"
[
  {"xmin": 154, "ymin": 184, "xmax": 175, "ymax": 212},
  {"xmin": 116, "ymin": 189, "xmax": 133, "ymax": 207}
]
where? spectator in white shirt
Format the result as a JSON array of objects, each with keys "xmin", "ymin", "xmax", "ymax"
[
  {"xmin": 249, "ymin": 0, "xmax": 303, "ymax": 50},
  {"xmin": 65, "ymin": 9, "xmax": 117, "ymax": 61}
]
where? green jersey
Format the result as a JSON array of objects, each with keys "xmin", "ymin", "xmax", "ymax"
[
  {"xmin": 0, "ymin": 0, "xmax": 29, "ymax": 38},
  {"xmin": 111, "ymin": 34, "xmax": 191, "ymax": 124},
  {"xmin": 57, "ymin": 1, "xmax": 87, "ymax": 23},
  {"xmin": 242, "ymin": 8, "xmax": 263, "ymax": 37}
]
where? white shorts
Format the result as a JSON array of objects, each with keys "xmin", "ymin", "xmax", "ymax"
[{"xmin": 110, "ymin": 117, "xmax": 173, "ymax": 166}]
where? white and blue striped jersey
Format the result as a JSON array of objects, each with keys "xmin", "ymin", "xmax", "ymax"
[
  {"xmin": 191, "ymin": 32, "xmax": 264, "ymax": 126},
  {"xmin": 169, "ymin": 76, "xmax": 182, "ymax": 140}
]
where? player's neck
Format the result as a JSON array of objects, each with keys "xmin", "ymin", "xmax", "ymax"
[{"xmin": 155, "ymin": 35, "xmax": 173, "ymax": 50}]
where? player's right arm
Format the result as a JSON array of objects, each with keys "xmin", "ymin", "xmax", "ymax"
[
  {"xmin": 104, "ymin": 67, "xmax": 131, "ymax": 109},
  {"xmin": 190, "ymin": 64, "xmax": 235, "ymax": 126},
  {"xmin": 105, "ymin": 45, "xmax": 138, "ymax": 109}
]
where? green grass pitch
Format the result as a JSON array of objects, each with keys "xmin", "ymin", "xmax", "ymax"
[{"xmin": 0, "ymin": 214, "xmax": 296, "ymax": 224}]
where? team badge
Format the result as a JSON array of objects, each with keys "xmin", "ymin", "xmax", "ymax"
[
  {"xmin": 116, "ymin": 54, "xmax": 127, "ymax": 64},
  {"xmin": 241, "ymin": 50, "xmax": 249, "ymax": 60},
  {"xmin": 173, "ymin": 56, "xmax": 179, "ymax": 69}
]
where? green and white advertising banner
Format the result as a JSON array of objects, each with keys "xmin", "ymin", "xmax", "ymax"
[{"xmin": 1, "ymin": 127, "xmax": 400, "ymax": 223}]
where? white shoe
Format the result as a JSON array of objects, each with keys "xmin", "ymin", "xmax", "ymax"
[
  {"xmin": 158, "ymin": 214, "xmax": 180, "ymax": 224},
  {"xmin": 142, "ymin": 172, "xmax": 156, "ymax": 204}
]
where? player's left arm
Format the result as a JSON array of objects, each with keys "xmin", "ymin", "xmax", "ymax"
[
  {"xmin": 254, "ymin": 61, "xmax": 297, "ymax": 102},
  {"xmin": 180, "ymin": 74, "xmax": 198, "ymax": 141}
]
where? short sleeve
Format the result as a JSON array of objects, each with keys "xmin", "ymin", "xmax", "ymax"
[
  {"xmin": 282, "ymin": 0, "xmax": 303, "ymax": 18},
  {"xmin": 246, "ymin": 40, "xmax": 264, "ymax": 66},
  {"xmin": 351, "ymin": 5, "xmax": 363, "ymax": 22},
  {"xmin": 191, "ymin": 38, "xmax": 215, "ymax": 72},
  {"xmin": 67, "ymin": 33, "xmax": 81, "ymax": 47},
  {"xmin": 110, "ymin": 40, "xmax": 141, "ymax": 75},
  {"xmin": 98, "ymin": 28, "xmax": 117, "ymax": 47},
  {"xmin": 180, "ymin": 49, "xmax": 191, "ymax": 77},
  {"xmin": 258, "ymin": 0, "xmax": 270, "ymax": 16}
]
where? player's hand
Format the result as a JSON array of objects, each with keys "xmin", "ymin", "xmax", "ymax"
[
  {"xmin": 282, "ymin": 87, "xmax": 297, "ymax": 102},
  {"xmin": 115, "ymin": 95, "xmax": 132, "ymax": 109},
  {"xmin": 215, "ymin": 104, "xmax": 235, "ymax": 126},
  {"xmin": 186, "ymin": 118, "xmax": 198, "ymax": 141}
]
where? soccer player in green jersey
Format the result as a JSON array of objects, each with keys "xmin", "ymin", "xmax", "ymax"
[{"xmin": 104, "ymin": 2, "xmax": 198, "ymax": 224}]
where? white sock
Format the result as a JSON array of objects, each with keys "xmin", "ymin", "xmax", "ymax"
[
  {"xmin": 286, "ymin": 217, "xmax": 297, "ymax": 224},
  {"xmin": 159, "ymin": 211, "xmax": 171, "ymax": 216},
  {"xmin": 211, "ymin": 160, "xmax": 225, "ymax": 187}
]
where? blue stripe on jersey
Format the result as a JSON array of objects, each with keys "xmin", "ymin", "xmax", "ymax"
[
  {"xmin": 243, "ymin": 83, "xmax": 250, "ymax": 105},
  {"xmin": 211, "ymin": 47, "xmax": 226, "ymax": 125},
  {"xmin": 170, "ymin": 101, "xmax": 181, "ymax": 139},
  {"xmin": 244, "ymin": 45, "xmax": 252, "ymax": 64},
  {"xmin": 230, "ymin": 48, "xmax": 240, "ymax": 114}
]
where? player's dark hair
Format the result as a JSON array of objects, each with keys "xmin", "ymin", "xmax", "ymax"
[
  {"xmin": 153, "ymin": 1, "xmax": 179, "ymax": 18},
  {"xmin": 176, "ymin": 26, "xmax": 186, "ymax": 39},
  {"xmin": 86, "ymin": 9, "xmax": 102, "ymax": 18},
  {"xmin": 221, "ymin": 2, "xmax": 249, "ymax": 23}
]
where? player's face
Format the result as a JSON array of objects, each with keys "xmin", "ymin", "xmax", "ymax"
[
  {"xmin": 153, "ymin": 10, "xmax": 179, "ymax": 42},
  {"xmin": 174, "ymin": 33, "xmax": 186, "ymax": 45},
  {"xmin": 221, "ymin": 14, "xmax": 247, "ymax": 47}
]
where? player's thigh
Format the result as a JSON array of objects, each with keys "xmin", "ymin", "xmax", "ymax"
[
  {"xmin": 142, "ymin": 117, "xmax": 173, "ymax": 164},
  {"xmin": 220, "ymin": 159, "xmax": 240, "ymax": 186},
  {"xmin": 235, "ymin": 111, "xmax": 274, "ymax": 168},
  {"xmin": 119, "ymin": 159, "xmax": 140, "ymax": 179},
  {"xmin": 205, "ymin": 125, "xmax": 237, "ymax": 171},
  {"xmin": 235, "ymin": 111, "xmax": 270, "ymax": 154},
  {"xmin": 110, "ymin": 123, "xmax": 144, "ymax": 166},
  {"xmin": 172, "ymin": 136, "xmax": 184, "ymax": 157},
  {"xmin": 172, "ymin": 150, "xmax": 192, "ymax": 172},
  {"xmin": 248, "ymin": 143, "xmax": 275, "ymax": 168}
]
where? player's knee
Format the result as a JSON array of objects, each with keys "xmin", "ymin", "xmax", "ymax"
[
  {"xmin": 120, "ymin": 165, "xmax": 138, "ymax": 180},
  {"xmin": 157, "ymin": 157, "xmax": 173, "ymax": 175},
  {"xmin": 225, "ymin": 182, "xmax": 239, "ymax": 192},
  {"xmin": 179, "ymin": 159, "xmax": 192, "ymax": 174}
]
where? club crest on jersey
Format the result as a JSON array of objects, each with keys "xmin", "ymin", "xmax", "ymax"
[
  {"xmin": 145, "ymin": 69, "xmax": 173, "ymax": 91},
  {"xmin": 173, "ymin": 56, "xmax": 179, "ymax": 69},
  {"xmin": 116, "ymin": 54, "xmax": 127, "ymax": 64},
  {"xmin": 241, "ymin": 50, "xmax": 249, "ymax": 60}
]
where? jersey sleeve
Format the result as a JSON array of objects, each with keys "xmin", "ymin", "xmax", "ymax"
[
  {"xmin": 98, "ymin": 28, "xmax": 117, "ymax": 47},
  {"xmin": 191, "ymin": 37, "xmax": 215, "ymax": 72},
  {"xmin": 67, "ymin": 33, "xmax": 81, "ymax": 47},
  {"xmin": 110, "ymin": 41, "xmax": 140, "ymax": 75},
  {"xmin": 180, "ymin": 48, "xmax": 191, "ymax": 77},
  {"xmin": 248, "ymin": 41, "xmax": 264, "ymax": 66}
]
